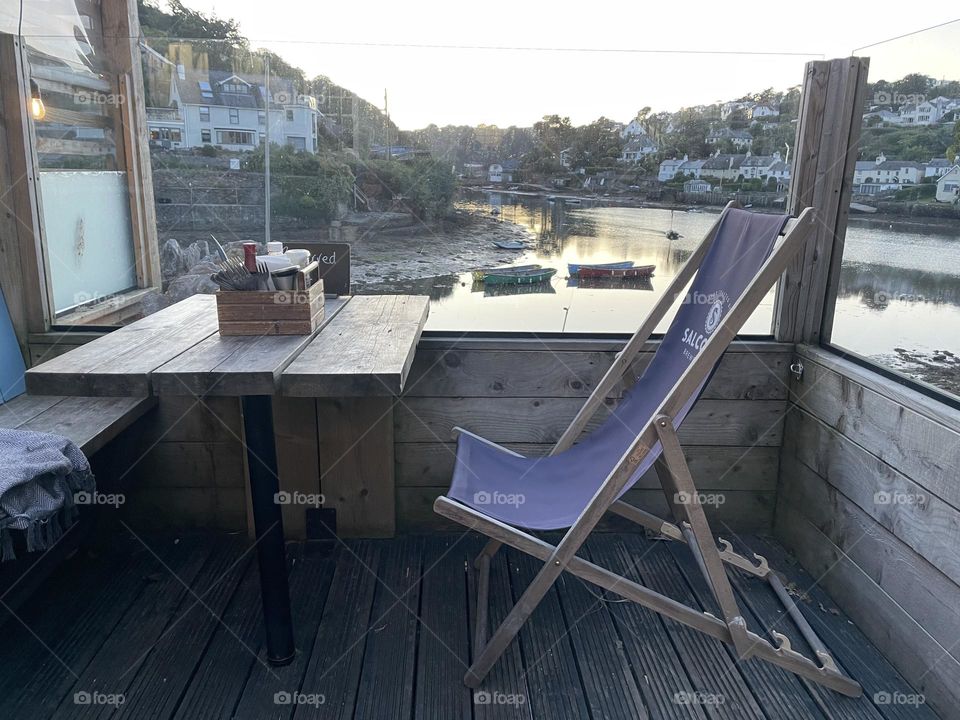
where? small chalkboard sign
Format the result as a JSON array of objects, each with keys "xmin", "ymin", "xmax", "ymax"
[{"xmin": 295, "ymin": 243, "xmax": 351, "ymax": 296}]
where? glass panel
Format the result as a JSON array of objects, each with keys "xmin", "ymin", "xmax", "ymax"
[
  {"xmin": 827, "ymin": 21, "xmax": 960, "ymax": 400},
  {"xmin": 17, "ymin": 0, "xmax": 142, "ymax": 319},
  {"xmin": 138, "ymin": 21, "xmax": 813, "ymax": 334}
]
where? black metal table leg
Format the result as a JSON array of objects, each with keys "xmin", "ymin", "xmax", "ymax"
[{"xmin": 241, "ymin": 394, "xmax": 295, "ymax": 665}]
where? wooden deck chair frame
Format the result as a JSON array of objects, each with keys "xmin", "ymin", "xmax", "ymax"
[{"xmin": 434, "ymin": 202, "xmax": 863, "ymax": 698}]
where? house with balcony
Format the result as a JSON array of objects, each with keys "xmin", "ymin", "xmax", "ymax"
[
  {"xmin": 897, "ymin": 96, "xmax": 959, "ymax": 125},
  {"xmin": 142, "ymin": 45, "xmax": 321, "ymax": 153}
]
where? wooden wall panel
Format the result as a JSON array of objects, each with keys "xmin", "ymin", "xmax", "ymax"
[
  {"xmin": 395, "ymin": 341, "xmax": 793, "ymax": 533},
  {"xmin": 774, "ymin": 345, "xmax": 960, "ymax": 718}
]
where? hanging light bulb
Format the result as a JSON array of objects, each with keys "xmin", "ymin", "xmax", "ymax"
[{"xmin": 30, "ymin": 79, "xmax": 46, "ymax": 121}]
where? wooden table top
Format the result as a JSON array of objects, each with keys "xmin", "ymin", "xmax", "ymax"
[{"xmin": 25, "ymin": 294, "xmax": 430, "ymax": 398}]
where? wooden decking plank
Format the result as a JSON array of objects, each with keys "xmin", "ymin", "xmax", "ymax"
[
  {"xmin": 293, "ymin": 541, "xmax": 381, "ymax": 720},
  {"xmin": 747, "ymin": 536, "xmax": 940, "ymax": 720},
  {"xmin": 170, "ymin": 550, "xmax": 273, "ymax": 720},
  {"xmin": 283, "ymin": 295, "xmax": 430, "ymax": 397},
  {"xmin": 0, "ymin": 532, "xmax": 155, "ymax": 720},
  {"xmin": 353, "ymin": 537, "xmax": 424, "ymax": 720},
  {"xmin": 113, "ymin": 536, "xmax": 251, "ymax": 720},
  {"xmin": 46, "ymin": 535, "xmax": 212, "ymax": 720},
  {"xmin": 664, "ymin": 540, "xmax": 831, "ymax": 720},
  {"xmin": 232, "ymin": 544, "xmax": 337, "ymax": 719},
  {"xmin": 553, "ymin": 542, "xmax": 650, "ymax": 720},
  {"xmin": 470, "ymin": 548, "xmax": 534, "ymax": 720},
  {"xmin": 414, "ymin": 535, "xmax": 476, "ymax": 720},
  {"xmin": 716, "ymin": 539, "xmax": 880, "ymax": 720},
  {"xmin": 507, "ymin": 548, "xmax": 591, "ymax": 719},
  {"xmin": 619, "ymin": 533, "xmax": 767, "ymax": 719},
  {"xmin": 585, "ymin": 534, "xmax": 707, "ymax": 720}
]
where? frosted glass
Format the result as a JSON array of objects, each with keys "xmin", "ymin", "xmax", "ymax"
[{"xmin": 39, "ymin": 171, "xmax": 138, "ymax": 314}]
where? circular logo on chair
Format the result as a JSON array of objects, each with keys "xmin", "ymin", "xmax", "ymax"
[
  {"xmin": 705, "ymin": 300, "xmax": 724, "ymax": 335},
  {"xmin": 703, "ymin": 291, "xmax": 731, "ymax": 336}
]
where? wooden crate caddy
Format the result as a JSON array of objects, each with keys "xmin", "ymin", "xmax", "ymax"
[{"xmin": 216, "ymin": 262, "xmax": 325, "ymax": 336}]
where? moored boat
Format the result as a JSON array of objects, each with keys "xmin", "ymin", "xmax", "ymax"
[
  {"xmin": 472, "ymin": 264, "xmax": 541, "ymax": 282},
  {"xmin": 492, "ymin": 240, "xmax": 526, "ymax": 250},
  {"xmin": 567, "ymin": 261, "xmax": 634, "ymax": 275},
  {"xmin": 483, "ymin": 267, "xmax": 558, "ymax": 285},
  {"xmin": 577, "ymin": 264, "xmax": 655, "ymax": 279}
]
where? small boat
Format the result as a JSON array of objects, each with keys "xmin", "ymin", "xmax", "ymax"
[
  {"xmin": 492, "ymin": 240, "xmax": 526, "ymax": 250},
  {"xmin": 472, "ymin": 264, "xmax": 541, "ymax": 282},
  {"xmin": 483, "ymin": 267, "xmax": 557, "ymax": 286},
  {"xmin": 577, "ymin": 264, "xmax": 655, "ymax": 279},
  {"xmin": 567, "ymin": 261, "xmax": 634, "ymax": 275},
  {"xmin": 850, "ymin": 202, "xmax": 878, "ymax": 214}
]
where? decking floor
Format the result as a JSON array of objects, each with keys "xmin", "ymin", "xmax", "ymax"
[{"xmin": 0, "ymin": 530, "xmax": 937, "ymax": 720}]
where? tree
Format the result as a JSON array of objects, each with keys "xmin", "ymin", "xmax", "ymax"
[
  {"xmin": 570, "ymin": 117, "xmax": 623, "ymax": 168},
  {"xmin": 948, "ymin": 121, "xmax": 960, "ymax": 163}
]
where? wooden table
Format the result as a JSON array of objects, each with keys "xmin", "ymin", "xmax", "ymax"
[{"xmin": 26, "ymin": 292, "xmax": 429, "ymax": 666}]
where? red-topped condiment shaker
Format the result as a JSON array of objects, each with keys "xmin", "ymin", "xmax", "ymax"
[{"xmin": 243, "ymin": 243, "xmax": 258, "ymax": 272}]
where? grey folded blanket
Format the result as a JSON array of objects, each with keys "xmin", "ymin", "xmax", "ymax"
[{"xmin": 0, "ymin": 428, "xmax": 95, "ymax": 561}]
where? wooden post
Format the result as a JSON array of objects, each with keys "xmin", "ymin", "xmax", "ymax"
[
  {"xmin": 0, "ymin": 33, "xmax": 52, "ymax": 344},
  {"xmin": 100, "ymin": 0, "xmax": 162, "ymax": 290},
  {"xmin": 773, "ymin": 57, "xmax": 870, "ymax": 344}
]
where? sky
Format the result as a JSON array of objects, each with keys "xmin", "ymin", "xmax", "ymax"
[{"xmin": 7, "ymin": 1, "xmax": 960, "ymax": 129}]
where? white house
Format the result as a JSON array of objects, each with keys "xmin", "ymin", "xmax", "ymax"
[
  {"xmin": 897, "ymin": 97, "xmax": 959, "ymax": 126},
  {"xmin": 738, "ymin": 153, "xmax": 776, "ymax": 179},
  {"xmin": 678, "ymin": 158, "xmax": 706, "ymax": 178},
  {"xmin": 142, "ymin": 45, "xmax": 322, "ymax": 154},
  {"xmin": 706, "ymin": 128, "xmax": 753, "ymax": 149},
  {"xmin": 658, "ymin": 156, "xmax": 687, "ymax": 182},
  {"xmin": 924, "ymin": 158, "xmax": 953, "ymax": 179},
  {"xmin": 750, "ymin": 104, "xmax": 779, "ymax": 120},
  {"xmin": 559, "ymin": 147, "xmax": 573, "ymax": 168},
  {"xmin": 621, "ymin": 135, "xmax": 658, "ymax": 163},
  {"xmin": 853, "ymin": 153, "xmax": 924, "ymax": 194},
  {"xmin": 620, "ymin": 119, "xmax": 649, "ymax": 139},
  {"xmin": 936, "ymin": 165, "xmax": 960, "ymax": 203},
  {"xmin": 488, "ymin": 160, "xmax": 518, "ymax": 183}
]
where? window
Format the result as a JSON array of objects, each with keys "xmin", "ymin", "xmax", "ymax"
[
  {"xmin": 823, "ymin": 24, "xmax": 960, "ymax": 401},
  {"xmin": 286, "ymin": 136, "xmax": 306, "ymax": 151},
  {"xmin": 229, "ymin": 108, "xmax": 240, "ymax": 124},
  {"xmin": 200, "ymin": 129, "xmax": 211, "ymax": 143},
  {"xmin": 198, "ymin": 81, "xmax": 214, "ymax": 99},
  {"xmin": 222, "ymin": 82, "xmax": 249, "ymax": 94},
  {"xmin": 286, "ymin": 109, "xmax": 294, "ymax": 122},
  {"xmin": 216, "ymin": 130, "xmax": 255, "ymax": 146},
  {"xmin": 199, "ymin": 105, "xmax": 210, "ymax": 122},
  {"xmin": 259, "ymin": 111, "xmax": 266, "ymax": 126}
]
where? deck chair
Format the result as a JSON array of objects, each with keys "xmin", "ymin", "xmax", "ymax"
[{"xmin": 433, "ymin": 202, "xmax": 862, "ymax": 697}]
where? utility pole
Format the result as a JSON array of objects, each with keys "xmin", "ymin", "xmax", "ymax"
[
  {"xmin": 352, "ymin": 94, "xmax": 360, "ymax": 155},
  {"xmin": 264, "ymin": 54, "xmax": 271, "ymax": 246},
  {"xmin": 384, "ymin": 88, "xmax": 391, "ymax": 161}
]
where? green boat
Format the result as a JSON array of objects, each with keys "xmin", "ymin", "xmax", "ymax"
[{"xmin": 482, "ymin": 267, "xmax": 557, "ymax": 286}]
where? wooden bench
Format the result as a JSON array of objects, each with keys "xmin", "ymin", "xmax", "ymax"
[{"xmin": 0, "ymin": 393, "xmax": 156, "ymax": 615}]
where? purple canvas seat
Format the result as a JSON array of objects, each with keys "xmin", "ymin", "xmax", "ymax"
[{"xmin": 447, "ymin": 208, "xmax": 789, "ymax": 529}]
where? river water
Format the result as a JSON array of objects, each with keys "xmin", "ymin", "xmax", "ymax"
[{"xmin": 412, "ymin": 191, "xmax": 960, "ymax": 394}]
